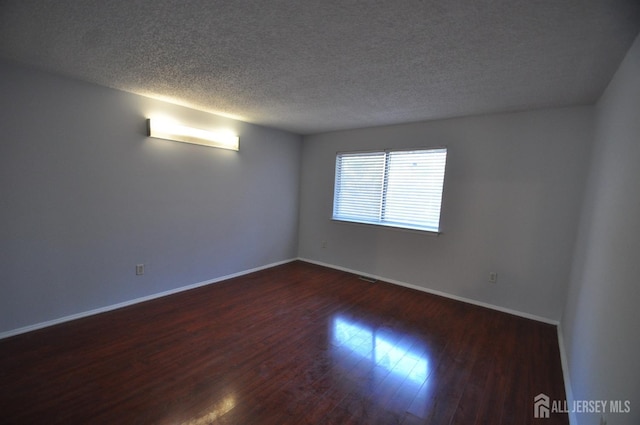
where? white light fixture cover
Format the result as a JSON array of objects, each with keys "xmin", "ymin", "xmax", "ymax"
[{"xmin": 146, "ymin": 118, "xmax": 239, "ymax": 151}]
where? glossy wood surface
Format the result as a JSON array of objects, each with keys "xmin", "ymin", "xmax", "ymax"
[{"xmin": 0, "ymin": 261, "xmax": 568, "ymax": 424}]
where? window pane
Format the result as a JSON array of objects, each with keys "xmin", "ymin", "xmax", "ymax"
[
  {"xmin": 333, "ymin": 152, "xmax": 386, "ymax": 223},
  {"xmin": 332, "ymin": 148, "xmax": 447, "ymax": 233},
  {"xmin": 383, "ymin": 149, "xmax": 447, "ymax": 232}
]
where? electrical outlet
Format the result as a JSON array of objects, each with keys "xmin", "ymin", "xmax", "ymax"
[
  {"xmin": 489, "ymin": 272, "xmax": 498, "ymax": 283},
  {"xmin": 136, "ymin": 264, "xmax": 145, "ymax": 275}
]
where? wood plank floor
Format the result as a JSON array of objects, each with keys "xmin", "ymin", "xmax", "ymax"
[{"xmin": 0, "ymin": 261, "xmax": 568, "ymax": 424}]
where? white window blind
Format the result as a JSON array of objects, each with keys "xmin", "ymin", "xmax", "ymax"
[{"xmin": 333, "ymin": 148, "xmax": 447, "ymax": 233}]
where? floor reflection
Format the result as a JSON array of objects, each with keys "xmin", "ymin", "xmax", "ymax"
[
  {"xmin": 179, "ymin": 395, "xmax": 235, "ymax": 425},
  {"xmin": 332, "ymin": 315, "xmax": 429, "ymax": 385}
]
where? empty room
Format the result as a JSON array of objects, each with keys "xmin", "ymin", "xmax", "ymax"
[{"xmin": 1, "ymin": 1, "xmax": 639, "ymax": 424}]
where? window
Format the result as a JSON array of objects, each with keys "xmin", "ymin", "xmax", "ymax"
[{"xmin": 332, "ymin": 147, "xmax": 447, "ymax": 233}]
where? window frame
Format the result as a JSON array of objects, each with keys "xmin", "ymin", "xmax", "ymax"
[{"xmin": 332, "ymin": 146, "xmax": 448, "ymax": 235}]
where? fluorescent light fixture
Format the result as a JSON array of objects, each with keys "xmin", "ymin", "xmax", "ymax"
[{"xmin": 146, "ymin": 118, "xmax": 239, "ymax": 151}]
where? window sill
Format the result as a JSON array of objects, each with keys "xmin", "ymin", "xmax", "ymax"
[{"xmin": 330, "ymin": 218, "xmax": 442, "ymax": 236}]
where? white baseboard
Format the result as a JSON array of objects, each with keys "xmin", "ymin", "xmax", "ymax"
[
  {"xmin": 0, "ymin": 258, "xmax": 297, "ymax": 340},
  {"xmin": 557, "ymin": 326, "xmax": 577, "ymax": 425},
  {"xmin": 298, "ymin": 257, "xmax": 559, "ymax": 325}
]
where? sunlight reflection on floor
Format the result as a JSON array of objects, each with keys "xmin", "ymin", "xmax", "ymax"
[{"xmin": 332, "ymin": 315, "xmax": 429, "ymax": 385}]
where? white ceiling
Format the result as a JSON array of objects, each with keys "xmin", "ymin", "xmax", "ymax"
[{"xmin": 1, "ymin": 1, "xmax": 639, "ymax": 135}]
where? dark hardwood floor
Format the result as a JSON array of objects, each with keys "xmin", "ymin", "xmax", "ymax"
[{"xmin": 0, "ymin": 261, "xmax": 568, "ymax": 424}]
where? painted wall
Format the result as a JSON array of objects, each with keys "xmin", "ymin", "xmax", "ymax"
[
  {"xmin": 0, "ymin": 60, "xmax": 301, "ymax": 334},
  {"xmin": 562, "ymin": 35, "xmax": 640, "ymax": 425},
  {"xmin": 298, "ymin": 107, "xmax": 594, "ymax": 321}
]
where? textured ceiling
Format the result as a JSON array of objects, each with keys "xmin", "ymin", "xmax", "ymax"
[{"xmin": 1, "ymin": 1, "xmax": 639, "ymax": 135}]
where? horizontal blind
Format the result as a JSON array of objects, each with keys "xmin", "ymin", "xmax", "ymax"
[
  {"xmin": 333, "ymin": 152, "xmax": 386, "ymax": 223},
  {"xmin": 383, "ymin": 149, "xmax": 447, "ymax": 232},
  {"xmin": 333, "ymin": 147, "xmax": 447, "ymax": 233}
]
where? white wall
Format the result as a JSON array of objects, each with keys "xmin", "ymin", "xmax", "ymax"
[
  {"xmin": 298, "ymin": 107, "xmax": 594, "ymax": 321},
  {"xmin": 0, "ymin": 60, "xmax": 301, "ymax": 335},
  {"xmin": 562, "ymin": 35, "xmax": 640, "ymax": 425}
]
